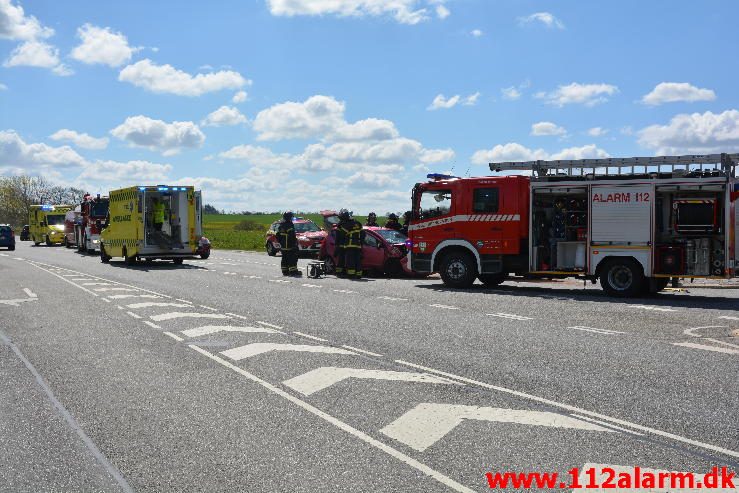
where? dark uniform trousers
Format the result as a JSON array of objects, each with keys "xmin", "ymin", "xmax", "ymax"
[
  {"xmin": 281, "ymin": 248, "xmax": 298, "ymax": 275},
  {"xmin": 344, "ymin": 247, "xmax": 362, "ymax": 277}
]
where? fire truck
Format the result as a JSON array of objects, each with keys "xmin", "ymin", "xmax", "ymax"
[
  {"xmin": 75, "ymin": 193, "xmax": 109, "ymax": 253},
  {"xmin": 408, "ymin": 153, "xmax": 738, "ymax": 296}
]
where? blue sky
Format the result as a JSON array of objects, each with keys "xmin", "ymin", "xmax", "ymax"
[{"xmin": 1, "ymin": 0, "xmax": 738, "ymax": 213}]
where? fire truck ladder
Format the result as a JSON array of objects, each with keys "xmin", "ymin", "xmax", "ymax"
[{"xmin": 489, "ymin": 153, "xmax": 738, "ymax": 178}]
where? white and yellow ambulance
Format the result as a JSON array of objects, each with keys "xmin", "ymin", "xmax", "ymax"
[
  {"xmin": 100, "ymin": 185, "xmax": 204, "ymax": 265},
  {"xmin": 28, "ymin": 204, "xmax": 73, "ymax": 246}
]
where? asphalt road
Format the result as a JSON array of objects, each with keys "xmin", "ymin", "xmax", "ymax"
[{"xmin": 1, "ymin": 241, "xmax": 737, "ymax": 492}]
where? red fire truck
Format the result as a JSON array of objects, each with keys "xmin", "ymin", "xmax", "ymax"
[
  {"xmin": 408, "ymin": 154, "xmax": 738, "ymax": 296},
  {"xmin": 75, "ymin": 193, "xmax": 109, "ymax": 253}
]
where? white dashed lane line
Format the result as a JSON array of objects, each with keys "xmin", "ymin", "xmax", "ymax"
[
  {"xmin": 378, "ymin": 296, "xmax": 408, "ymax": 301},
  {"xmin": 567, "ymin": 326, "xmax": 626, "ymax": 335},
  {"xmin": 487, "ymin": 313, "xmax": 533, "ymax": 321},
  {"xmin": 429, "ymin": 304, "xmax": 458, "ymax": 310},
  {"xmin": 150, "ymin": 312, "xmax": 230, "ymax": 322},
  {"xmin": 628, "ymin": 305, "xmax": 676, "ymax": 312},
  {"xmin": 292, "ymin": 331, "xmax": 328, "ymax": 342},
  {"xmin": 126, "ymin": 311, "xmax": 142, "ymax": 319}
]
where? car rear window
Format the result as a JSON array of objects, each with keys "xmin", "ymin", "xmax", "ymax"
[{"xmin": 0, "ymin": 226, "xmax": 11, "ymax": 234}]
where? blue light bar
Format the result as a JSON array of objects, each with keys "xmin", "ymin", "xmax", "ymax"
[
  {"xmin": 41, "ymin": 205, "xmax": 54, "ymax": 211},
  {"xmin": 427, "ymin": 173, "xmax": 458, "ymax": 181},
  {"xmin": 157, "ymin": 186, "xmax": 169, "ymax": 191},
  {"xmin": 139, "ymin": 187, "xmax": 146, "ymax": 191}
]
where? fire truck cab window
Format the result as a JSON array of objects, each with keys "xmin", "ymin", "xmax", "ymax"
[
  {"xmin": 473, "ymin": 188, "xmax": 499, "ymax": 213},
  {"xmin": 419, "ymin": 190, "xmax": 452, "ymax": 219}
]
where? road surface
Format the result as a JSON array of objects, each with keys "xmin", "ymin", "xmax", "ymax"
[{"xmin": 1, "ymin": 241, "xmax": 737, "ymax": 492}]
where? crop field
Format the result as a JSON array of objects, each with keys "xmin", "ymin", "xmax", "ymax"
[{"xmin": 203, "ymin": 213, "xmax": 368, "ymax": 251}]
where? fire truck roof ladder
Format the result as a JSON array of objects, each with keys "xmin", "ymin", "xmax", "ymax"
[{"xmin": 489, "ymin": 153, "xmax": 738, "ymax": 179}]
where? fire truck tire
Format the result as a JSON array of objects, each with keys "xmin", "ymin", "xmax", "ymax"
[
  {"xmin": 599, "ymin": 258, "xmax": 644, "ymax": 297},
  {"xmin": 173, "ymin": 258, "xmax": 184, "ymax": 265},
  {"xmin": 644, "ymin": 277, "xmax": 669, "ymax": 295},
  {"xmin": 439, "ymin": 250, "xmax": 478, "ymax": 288},
  {"xmin": 266, "ymin": 242, "xmax": 278, "ymax": 256},
  {"xmin": 100, "ymin": 245, "xmax": 111, "ymax": 263},
  {"xmin": 479, "ymin": 273, "xmax": 506, "ymax": 287}
]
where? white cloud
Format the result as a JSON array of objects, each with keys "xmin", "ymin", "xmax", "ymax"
[
  {"xmin": 266, "ymin": 0, "xmax": 448, "ymax": 25},
  {"xmin": 232, "ymin": 90, "xmax": 247, "ymax": 103},
  {"xmin": 537, "ymin": 82, "xmax": 618, "ymax": 107},
  {"xmin": 470, "ymin": 29, "xmax": 483, "ymax": 37},
  {"xmin": 118, "ymin": 59, "xmax": 250, "ymax": 96},
  {"xmin": 0, "ymin": 130, "xmax": 86, "ymax": 172},
  {"xmin": 77, "ymin": 160, "xmax": 172, "ymax": 182},
  {"xmin": 201, "ymin": 105, "xmax": 247, "ymax": 127},
  {"xmin": 638, "ymin": 109, "xmax": 739, "ymax": 154},
  {"xmin": 3, "ymin": 40, "xmax": 72, "ymax": 75},
  {"xmin": 70, "ymin": 23, "xmax": 137, "ymax": 67},
  {"xmin": 110, "ymin": 115, "xmax": 205, "ymax": 155},
  {"xmin": 472, "ymin": 142, "xmax": 609, "ymax": 165},
  {"xmin": 427, "ymin": 92, "xmax": 479, "ymax": 110},
  {"xmin": 501, "ymin": 86, "xmax": 521, "ymax": 100},
  {"xmin": 519, "ymin": 12, "xmax": 564, "ymax": 29},
  {"xmin": 253, "ymin": 95, "xmax": 346, "ymax": 141},
  {"xmin": 587, "ymin": 127, "xmax": 608, "ymax": 137},
  {"xmin": 641, "ymin": 82, "xmax": 716, "ymax": 106},
  {"xmin": 420, "ymin": 148, "xmax": 454, "ymax": 164},
  {"xmin": 330, "ymin": 118, "xmax": 399, "ymax": 142},
  {"xmin": 0, "ymin": 82, "xmax": 6, "ymax": 90},
  {"xmin": 50, "ymin": 129, "xmax": 109, "ymax": 150},
  {"xmin": 0, "ymin": 0, "xmax": 53, "ymax": 41},
  {"xmin": 531, "ymin": 121, "xmax": 566, "ymax": 137}
]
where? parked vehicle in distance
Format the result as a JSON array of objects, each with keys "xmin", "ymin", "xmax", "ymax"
[
  {"xmin": 0, "ymin": 225, "xmax": 15, "ymax": 250},
  {"xmin": 265, "ymin": 217, "xmax": 327, "ymax": 257},
  {"xmin": 19, "ymin": 225, "xmax": 30, "ymax": 241},
  {"xmin": 319, "ymin": 211, "xmax": 416, "ymax": 276},
  {"xmin": 64, "ymin": 208, "xmax": 81, "ymax": 248},
  {"xmin": 28, "ymin": 204, "xmax": 73, "ymax": 246}
]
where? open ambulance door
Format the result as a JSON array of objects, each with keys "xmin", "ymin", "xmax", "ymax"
[{"xmin": 194, "ymin": 191, "xmax": 203, "ymax": 238}]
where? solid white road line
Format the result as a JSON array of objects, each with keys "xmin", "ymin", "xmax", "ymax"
[
  {"xmin": 188, "ymin": 345, "xmax": 475, "ymax": 493},
  {"xmin": 283, "ymin": 367, "xmax": 460, "ymax": 396},
  {"xmin": 23, "ymin": 288, "xmax": 37, "ymax": 298},
  {"xmin": 181, "ymin": 325, "xmax": 282, "ymax": 338},
  {"xmin": 256, "ymin": 321, "xmax": 283, "ymax": 330},
  {"xmin": 718, "ymin": 315, "xmax": 739, "ymax": 321},
  {"xmin": 125, "ymin": 302, "xmax": 191, "ymax": 310},
  {"xmin": 116, "ymin": 305, "xmax": 124, "ymax": 310},
  {"xmin": 126, "ymin": 311, "xmax": 142, "ymax": 319},
  {"xmin": 26, "ymin": 263, "xmax": 99, "ymax": 297},
  {"xmin": 150, "ymin": 312, "xmax": 230, "ymax": 322},
  {"xmin": 341, "ymin": 345, "xmax": 383, "ymax": 358},
  {"xmin": 107, "ymin": 294, "xmax": 161, "ymax": 300},
  {"xmin": 293, "ymin": 331, "xmax": 328, "ymax": 342},
  {"xmin": 380, "ymin": 403, "xmax": 613, "ymax": 452},
  {"xmin": 226, "ymin": 312, "xmax": 249, "ymax": 320},
  {"xmin": 144, "ymin": 321, "xmax": 162, "ymax": 329},
  {"xmin": 221, "ymin": 343, "xmax": 356, "ymax": 361},
  {"xmin": 628, "ymin": 304, "xmax": 676, "ymax": 312},
  {"xmin": 95, "ymin": 287, "xmax": 137, "ymax": 292},
  {"xmin": 487, "ymin": 313, "xmax": 533, "ymax": 321},
  {"xmin": 199, "ymin": 305, "xmax": 218, "ymax": 311},
  {"xmin": 568, "ymin": 326, "xmax": 626, "ymax": 335},
  {"xmin": 163, "ymin": 331, "xmax": 184, "ymax": 342},
  {"xmin": 672, "ymin": 342, "xmax": 739, "ymax": 356},
  {"xmin": 175, "ymin": 299, "xmax": 192, "ymax": 304},
  {"xmin": 569, "ymin": 414, "xmax": 644, "ymax": 436},
  {"xmin": 395, "ymin": 359, "xmax": 739, "ymax": 458},
  {"xmin": 0, "ymin": 330, "xmax": 134, "ymax": 493}
]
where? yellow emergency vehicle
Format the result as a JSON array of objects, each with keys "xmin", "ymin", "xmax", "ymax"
[
  {"xmin": 28, "ymin": 204, "xmax": 73, "ymax": 246},
  {"xmin": 100, "ymin": 185, "xmax": 204, "ymax": 265}
]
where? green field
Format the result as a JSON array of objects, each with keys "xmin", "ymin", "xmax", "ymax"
[{"xmin": 203, "ymin": 213, "xmax": 368, "ymax": 251}]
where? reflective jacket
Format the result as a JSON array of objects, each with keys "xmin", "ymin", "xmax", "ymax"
[
  {"xmin": 153, "ymin": 202, "xmax": 165, "ymax": 224},
  {"xmin": 337, "ymin": 220, "xmax": 364, "ymax": 249},
  {"xmin": 277, "ymin": 220, "xmax": 297, "ymax": 250}
]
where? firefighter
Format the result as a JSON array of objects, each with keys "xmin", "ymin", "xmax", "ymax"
[
  {"xmin": 151, "ymin": 197, "xmax": 166, "ymax": 232},
  {"xmin": 332, "ymin": 209, "xmax": 349, "ymax": 277},
  {"xmin": 385, "ymin": 213, "xmax": 402, "ymax": 231},
  {"xmin": 337, "ymin": 210, "xmax": 365, "ymax": 279},
  {"xmin": 401, "ymin": 211, "xmax": 412, "ymax": 236},
  {"xmin": 277, "ymin": 211, "xmax": 301, "ymax": 276},
  {"xmin": 365, "ymin": 212, "xmax": 379, "ymax": 227}
]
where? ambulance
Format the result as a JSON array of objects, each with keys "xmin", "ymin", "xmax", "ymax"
[
  {"xmin": 28, "ymin": 204, "xmax": 74, "ymax": 246},
  {"xmin": 100, "ymin": 185, "xmax": 204, "ymax": 265}
]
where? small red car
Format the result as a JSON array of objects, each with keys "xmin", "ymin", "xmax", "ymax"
[
  {"xmin": 318, "ymin": 211, "xmax": 416, "ymax": 277},
  {"xmin": 265, "ymin": 217, "xmax": 327, "ymax": 257}
]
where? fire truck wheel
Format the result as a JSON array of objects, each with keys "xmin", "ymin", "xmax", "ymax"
[
  {"xmin": 479, "ymin": 273, "xmax": 506, "ymax": 287},
  {"xmin": 172, "ymin": 258, "xmax": 184, "ymax": 265},
  {"xmin": 266, "ymin": 242, "xmax": 278, "ymax": 256},
  {"xmin": 100, "ymin": 245, "xmax": 111, "ymax": 263},
  {"xmin": 440, "ymin": 251, "xmax": 478, "ymax": 288},
  {"xmin": 600, "ymin": 258, "xmax": 644, "ymax": 297}
]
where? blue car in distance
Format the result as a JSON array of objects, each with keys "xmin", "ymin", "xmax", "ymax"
[{"xmin": 0, "ymin": 225, "xmax": 16, "ymax": 250}]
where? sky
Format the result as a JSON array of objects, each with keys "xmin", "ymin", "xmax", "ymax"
[{"xmin": 1, "ymin": 0, "xmax": 738, "ymax": 213}]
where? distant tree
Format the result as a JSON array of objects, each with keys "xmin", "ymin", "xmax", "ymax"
[{"xmin": 202, "ymin": 203, "xmax": 220, "ymax": 214}]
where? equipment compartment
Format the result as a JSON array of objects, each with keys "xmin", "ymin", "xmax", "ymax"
[{"xmin": 531, "ymin": 187, "xmax": 588, "ymax": 272}]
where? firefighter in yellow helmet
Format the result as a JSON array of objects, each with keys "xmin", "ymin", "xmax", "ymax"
[
  {"xmin": 277, "ymin": 211, "xmax": 301, "ymax": 276},
  {"xmin": 336, "ymin": 209, "xmax": 365, "ymax": 279}
]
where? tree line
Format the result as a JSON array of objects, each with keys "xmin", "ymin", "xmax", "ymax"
[{"xmin": 0, "ymin": 175, "xmax": 86, "ymax": 227}]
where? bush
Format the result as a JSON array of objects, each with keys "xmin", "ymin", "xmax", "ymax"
[{"xmin": 233, "ymin": 220, "xmax": 266, "ymax": 232}]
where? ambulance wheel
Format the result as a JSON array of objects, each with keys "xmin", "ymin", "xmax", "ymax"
[
  {"xmin": 123, "ymin": 247, "xmax": 137, "ymax": 266},
  {"xmin": 440, "ymin": 250, "xmax": 477, "ymax": 288},
  {"xmin": 173, "ymin": 258, "xmax": 184, "ymax": 265},
  {"xmin": 100, "ymin": 245, "xmax": 111, "ymax": 263},
  {"xmin": 600, "ymin": 258, "xmax": 644, "ymax": 297},
  {"xmin": 266, "ymin": 242, "xmax": 278, "ymax": 256},
  {"xmin": 479, "ymin": 273, "xmax": 506, "ymax": 287},
  {"xmin": 200, "ymin": 252, "xmax": 210, "ymax": 259},
  {"xmin": 46, "ymin": 236, "xmax": 52, "ymax": 246}
]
